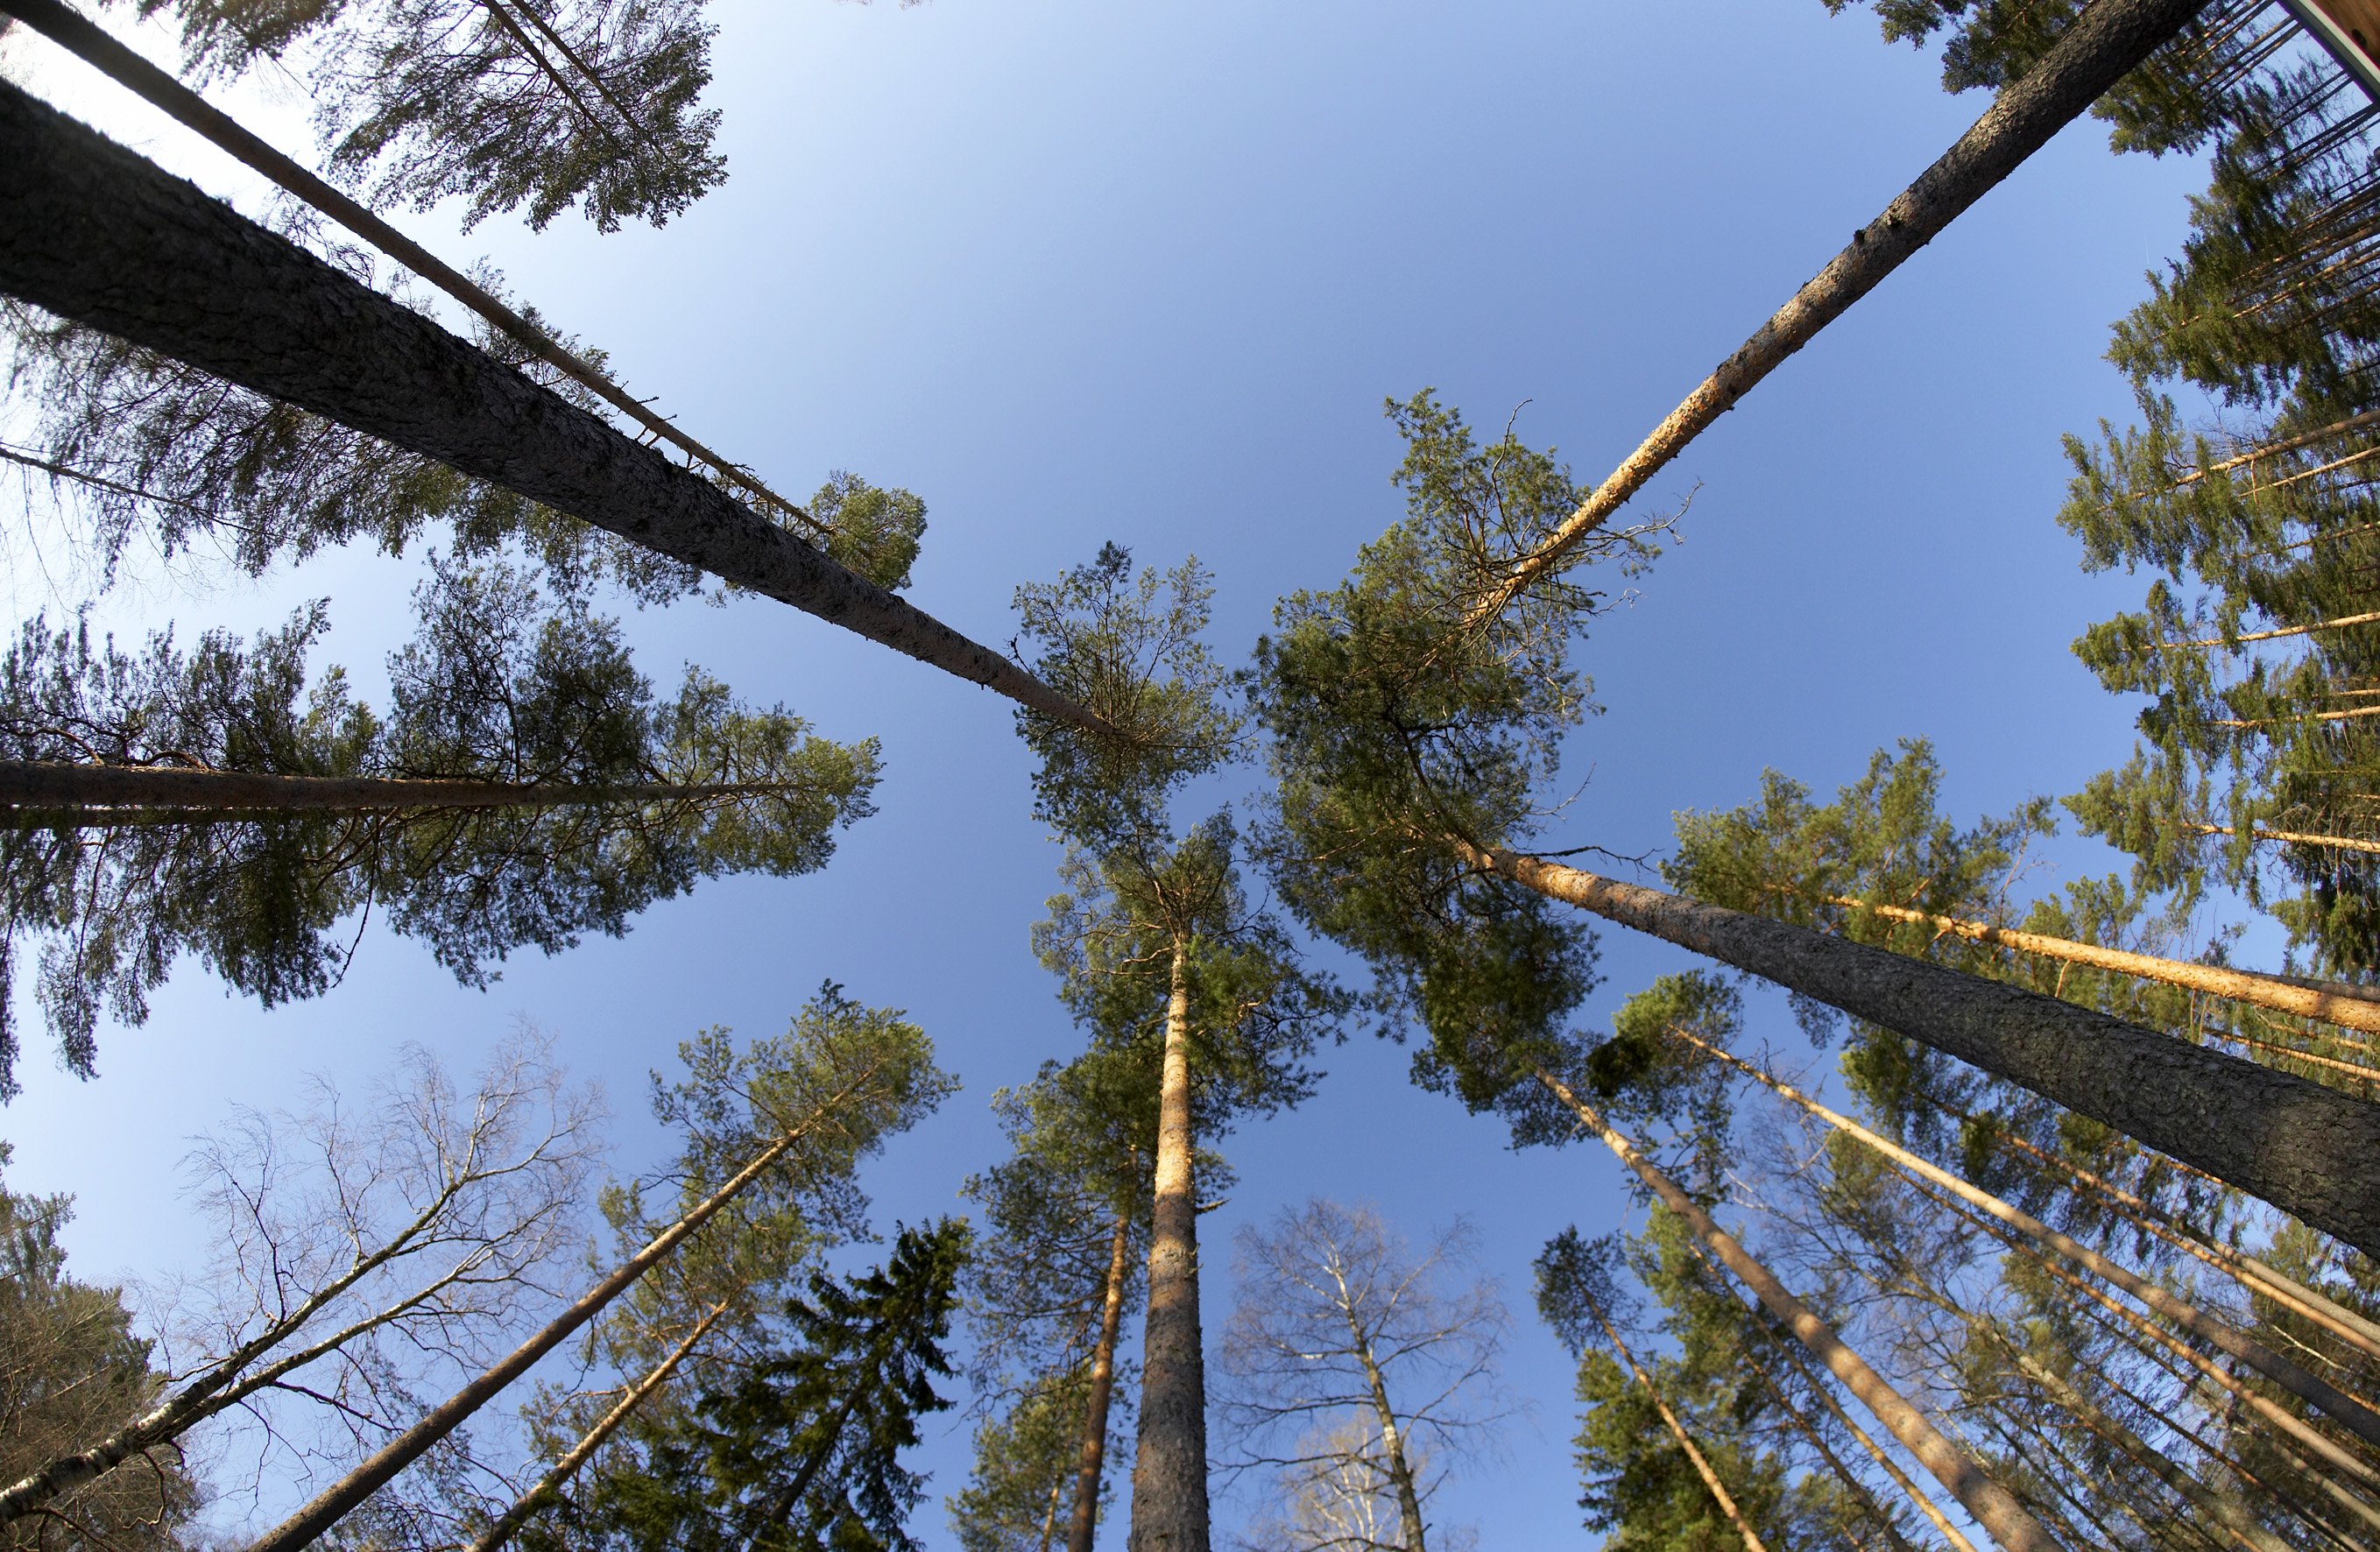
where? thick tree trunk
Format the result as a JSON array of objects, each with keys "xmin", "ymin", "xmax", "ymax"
[
  {"xmin": 1811, "ymin": 893, "xmax": 2380, "ymax": 1036},
  {"xmin": 0, "ymin": 0, "xmax": 832, "ymax": 544},
  {"xmin": 1457, "ymin": 840, "xmax": 2380, "ymax": 1258},
  {"xmin": 1534, "ymin": 1066, "xmax": 2066, "ymax": 1552},
  {"xmin": 1477, "ymin": 0, "xmax": 2213, "ymax": 613},
  {"xmin": 244, "ymin": 1126, "xmax": 810, "ymax": 1552},
  {"xmin": 1579, "ymin": 1287, "xmax": 1770, "ymax": 1552},
  {"xmin": 0, "ymin": 760, "xmax": 812, "ymax": 817},
  {"xmin": 466, "ymin": 1303, "xmax": 727, "ymax": 1552},
  {"xmin": 1068, "ymin": 1209, "xmax": 1134, "ymax": 1552},
  {"xmin": 1677, "ymin": 1025, "xmax": 2380, "ymax": 1449},
  {"xmin": 0, "ymin": 80, "xmax": 1100, "ymax": 733},
  {"xmin": 1127, "ymin": 941, "xmax": 1208, "ymax": 1552}
]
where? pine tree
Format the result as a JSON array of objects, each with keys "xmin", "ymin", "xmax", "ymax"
[{"xmin": 0, "ymin": 558, "xmax": 878, "ymax": 1096}]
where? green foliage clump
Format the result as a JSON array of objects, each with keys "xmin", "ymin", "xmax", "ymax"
[
  {"xmin": 0, "ymin": 561, "xmax": 879, "ymax": 1097},
  {"xmin": 812, "ymin": 472, "xmax": 930, "ymax": 593}
]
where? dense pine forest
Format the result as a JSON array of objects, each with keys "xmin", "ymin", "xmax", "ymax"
[{"xmin": 3, "ymin": 0, "xmax": 2379, "ymax": 1548}]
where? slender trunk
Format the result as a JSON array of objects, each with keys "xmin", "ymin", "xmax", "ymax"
[
  {"xmin": 1532, "ymin": 1065, "xmax": 2065, "ymax": 1552},
  {"xmin": 1939, "ymin": 1094, "xmax": 2380, "ymax": 1363},
  {"xmin": 1127, "ymin": 941, "xmax": 1208, "ymax": 1552},
  {"xmin": 1957, "ymin": 1199, "xmax": 2380, "ymax": 1504},
  {"xmin": 1069, "ymin": 1208, "xmax": 1134, "ymax": 1552},
  {"xmin": 1806, "ymin": 893, "xmax": 2380, "ymax": 1036},
  {"xmin": 1475, "ymin": 0, "xmax": 2211, "ymax": 613},
  {"xmin": 2003, "ymin": 1342, "xmax": 2298, "ymax": 1552},
  {"xmin": 2169, "ymin": 411, "xmax": 2380, "ymax": 491},
  {"xmin": 0, "ymin": 0, "xmax": 823, "ymax": 542},
  {"xmin": 466, "ymin": 1302, "xmax": 727, "ymax": 1552},
  {"xmin": 0, "ymin": 760, "xmax": 818, "ymax": 817},
  {"xmin": 244, "ymin": 1125, "xmax": 815, "ymax": 1552},
  {"xmin": 1677, "ymin": 1025, "xmax": 2380, "ymax": 1449},
  {"xmin": 1353, "ymin": 1351, "xmax": 1427, "ymax": 1552},
  {"xmin": 1723, "ymin": 1323, "xmax": 1925, "ymax": 1552},
  {"xmin": 1578, "ymin": 1286, "xmax": 1771, "ymax": 1552},
  {"xmin": 0, "ymin": 77, "xmax": 1102, "ymax": 734},
  {"xmin": 1457, "ymin": 839, "xmax": 2380, "ymax": 1257},
  {"xmin": 2165, "ymin": 610, "xmax": 2380, "ymax": 647},
  {"xmin": 2189, "ymin": 823, "xmax": 2380, "ymax": 858}
]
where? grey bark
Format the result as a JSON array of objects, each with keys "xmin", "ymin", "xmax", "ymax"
[
  {"xmin": 1463, "ymin": 842, "xmax": 2380, "ymax": 1259},
  {"xmin": 1127, "ymin": 942, "xmax": 1209, "ymax": 1552},
  {"xmin": 1069, "ymin": 1210, "xmax": 1133, "ymax": 1552},
  {"xmin": 1481, "ymin": 0, "xmax": 2213, "ymax": 613},
  {"xmin": 0, "ymin": 80, "xmax": 1099, "ymax": 732}
]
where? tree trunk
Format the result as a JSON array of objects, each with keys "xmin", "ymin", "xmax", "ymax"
[
  {"xmin": 1354, "ymin": 1351, "xmax": 1428, "ymax": 1552},
  {"xmin": 466, "ymin": 1302, "xmax": 727, "ymax": 1552},
  {"xmin": 0, "ymin": 79, "xmax": 1101, "ymax": 734},
  {"xmin": 1475, "ymin": 0, "xmax": 2213, "ymax": 613},
  {"xmin": 244, "ymin": 1125, "xmax": 812, "ymax": 1552},
  {"xmin": 2189, "ymin": 823, "xmax": 2380, "ymax": 857},
  {"xmin": 1532, "ymin": 1065, "xmax": 2066, "ymax": 1552},
  {"xmin": 1953, "ymin": 1101, "xmax": 2380, "ymax": 1363},
  {"xmin": 1069, "ymin": 1208, "xmax": 1134, "ymax": 1552},
  {"xmin": 1676, "ymin": 1024, "xmax": 2380, "ymax": 1449},
  {"xmin": 1457, "ymin": 840, "xmax": 2380, "ymax": 1258},
  {"xmin": 0, "ymin": 0, "xmax": 827, "ymax": 542},
  {"xmin": 1809, "ymin": 893, "xmax": 2380, "ymax": 1035},
  {"xmin": 1579, "ymin": 1285, "xmax": 1771, "ymax": 1552},
  {"xmin": 1127, "ymin": 940, "xmax": 1208, "ymax": 1552},
  {"xmin": 2165, "ymin": 609, "xmax": 2380, "ymax": 646},
  {"xmin": 1723, "ymin": 1322, "xmax": 1926, "ymax": 1552},
  {"xmin": 0, "ymin": 760, "xmax": 816, "ymax": 818}
]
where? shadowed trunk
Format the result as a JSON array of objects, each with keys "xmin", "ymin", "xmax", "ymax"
[
  {"xmin": 1456, "ymin": 840, "xmax": 2380, "ymax": 1258},
  {"xmin": 0, "ymin": 79, "xmax": 1098, "ymax": 732},
  {"xmin": 1069, "ymin": 1209, "xmax": 1134, "ymax": 1552},
  {"xmin": 0, "ymin": 760, "xmax": 815, "ymax": 818},
  {"xmin": 1478, "ymin": 0, "xmax": 2214, "ymax": 614},
  {"xmin": 1128, "ymin": 940, "xmax": 1208, "ymax": 1552},
  {"xmin": 1533, "ymin": 1065, "xmax": 2065, "ymax": 1552}
]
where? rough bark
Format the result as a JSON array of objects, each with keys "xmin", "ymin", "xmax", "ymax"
[
  {"xmin": 1458, "ymin": 841, "xmax": 2380, "ymax": 1259},
  {"xmin": 1814, "ymin": 894, "xmax": 2380, "ymax": 1036},
  {"xmin": 0, "ymin": 0, "xmax": 827, "ymax": 540},
  {"xmin": 245, "ymin": 1126, "xmax": 809, "ymax": 1552},
  {"xmin": 1581, "ymin": 1285, "xmax": 1771, "ymax": 1552},
  {"xmin": 1069, "ymin": 1210, "xmax": 1134, "ymax": 1552},
  {"xmin": 1477, "ymin": 0, "xmax": 2213, "ymax": 615},
  {"xmin": 465, "ymin": 1303, "xmax": 728, "ymax": 1552},
  {"xmin": 0, "ymin": 760, "xmax": 811, "ymax": 815},
  {"xmin": 1127, "ymin": 942, "xmax": 1208, "ymax": 1552},
  {"xmin": 0, "ymin": 80, "xmax": 1100, "ymax": 732},
  {"xmin": 1534, "ymin": 1066, "xmax": 2066, "ymax": 1552},
  {"xmin": 1678, "ymin": 1026, "xmax": 2380, "ymax": 1450}
]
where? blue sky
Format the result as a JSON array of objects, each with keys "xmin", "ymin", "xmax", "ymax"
[{"xmin": 0, "ymin": 0, "xmax": 2224, "ymax": 1544}]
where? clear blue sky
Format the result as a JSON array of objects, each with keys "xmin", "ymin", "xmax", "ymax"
[{"xmin": 2, "ymin": 0, "xmax": 2218, "ymax": 1544}]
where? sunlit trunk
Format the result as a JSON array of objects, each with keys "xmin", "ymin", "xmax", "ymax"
[{"xmin": 1127, "ymin": 940, "xmax": 1208, "ymax": 1552}]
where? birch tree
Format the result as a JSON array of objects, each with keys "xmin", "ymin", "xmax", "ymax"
[
  {"xmin": 1214, "ymin": 1200, "xmax": 1512, "ymax": 1552},
  {"xmin": 0, "ymin": 558, "xmax": 878, "ymax": 1096}
]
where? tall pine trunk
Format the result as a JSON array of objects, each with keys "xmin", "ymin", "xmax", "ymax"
[
  {"xmin": 0, "ymin": 760, "xmax": 811, "ymax": 817},
  {"xmin": 1809, "ymin": 892, "xmax": 2380, "ymax": 1036},
  {"xmin": 0, "ymin": 80, "xmax": 1098, "ymax": 733},
  {"xmin": 1069, "ymin": 1209, "xmax": 1134, "ymax": 1552},
  {"xmin": 1532, "ymin": 1066, "xmax": 2065, "ymax": 1552},
  {"xmin": 1128, "ymin": 939, "xmax": 1208, "ymax": 1552},
  {"xmin": 1584, "ymin": 1287, "xmax": 1770, "ymax": 1552},
  {"xmin": 1456, "ymin": 840, "xmax": 2380, "ymax": 1257},
  {"xmin": 1475, "ymin": 0, "xmax": 2212, "ymax": 615}
]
